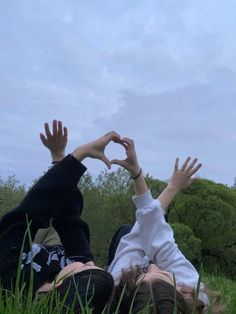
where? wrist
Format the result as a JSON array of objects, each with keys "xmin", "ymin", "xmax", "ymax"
[
  {"xmin": 129, "ymin": 165, "xmax": 141, "ymax": 177},
  {"xmin": 158, "ymin": 184, "xmax": 180, "ymax": 211},
  {"xmin": 72, "ymin": 146, "xmax": 88, "ymax": 162},
  {"xmin": 131, "ymin": 168, "xmax": 142, "ymax": 180},
  {"xmin": 51, "ymin": 152, "xmax": 65, "ymax": 162},
  {"xmin": 166, "ymin": 183, "xmax": 180, "ymax": 194}
]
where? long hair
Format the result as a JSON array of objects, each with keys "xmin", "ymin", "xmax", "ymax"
[
  {"xmin": 110, "ymin": 267, "xmax": 225, "ymax": 314},
  {"xmin": 111, "ymin": 266, "xmax": 189, "ymax": 314}
]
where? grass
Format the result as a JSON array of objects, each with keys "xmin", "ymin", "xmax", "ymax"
[
  {"xmin": 0, "ymin": 271, "xmax": 235, "ymax": 313},
  {"xmin": 202, "ymin": 272, "xmax": 236, "ymax": 313}
]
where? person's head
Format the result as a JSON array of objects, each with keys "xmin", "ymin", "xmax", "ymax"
[
  {"xmin": 56, "ymin": 269, "xmax": 114, "ymax": 313},
  {"xmin": 37, "ymin": 262, "xmax": 114, "ymax": 313},
  {"xmin": 110, "ymin": 265, "xmax": 209, "ymax": 314},
  {"xmin": 133, "ymin": 280, "xmax": 190, "ymax": 313},
  {"xmin": 136, "ymin": 263, "xmax": 197, "ymax": 313}
]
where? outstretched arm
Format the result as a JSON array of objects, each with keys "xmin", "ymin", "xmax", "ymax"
[
  {"xmin": 132, "ymin": 157, "xmax": 204, "ymax": 290},
  {"xmin": 108, "ymin": 138, "xmax": 149, "ymax": 281},
  {"xmin": 40, "ymin": 120, "xmax": 68, "ymax": 162}
]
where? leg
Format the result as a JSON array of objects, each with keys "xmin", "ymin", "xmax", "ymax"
[
  {"xmin": 0, "ymin": 220, "xmax": 39, "ymax": 291},
  {"xmin": 0, "ymin": 155, "xmax": 86, "ymax": 290},
  {"xmin": 107, "ymin": 224, "xmax": 133, "ymax": 266},
  {"xmin": 0, "ymin": 155, "xmax": 86, "ymax": 235},
  {"xmin": 52, "ymin": 187, "xmax": 93, "ymax": 262}
]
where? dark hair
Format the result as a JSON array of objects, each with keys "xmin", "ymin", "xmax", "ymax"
[
  {"xmin": 110, "ymin": 267, "xmax": 189, "ymax": 314},
  {"xmin": 57, "ymin": 269, "xmax": 114, "ymax": 313},
  {"xmin": 133, "ymin": 280, "xmax": 190, "ymax": 314}
]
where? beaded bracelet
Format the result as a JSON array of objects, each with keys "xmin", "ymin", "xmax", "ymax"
[
  {"xmin": 131, "ymin": 168, "xmax": 142, "ymax": 180},
  {"xmin": 51, "ymin": 161, "xmax": 60, "ymax": 165}
]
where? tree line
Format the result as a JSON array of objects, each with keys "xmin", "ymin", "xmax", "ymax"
[{"xmin": 0, "ymin": 169, "xmax": 235, "ymax": 278}]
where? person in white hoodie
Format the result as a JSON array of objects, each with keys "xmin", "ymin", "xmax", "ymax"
[{"xmin": 108, "ymin": 137, "xmax": 224, "ymax": 314}]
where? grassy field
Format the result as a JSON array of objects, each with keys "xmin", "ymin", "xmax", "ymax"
[
  {"xmin": 202, "ymin": 272, "xmax": 236, "ymax": 313},
  {"xmin": 0, "ymin": 272, "xmax": 235, "ymax": 313}
]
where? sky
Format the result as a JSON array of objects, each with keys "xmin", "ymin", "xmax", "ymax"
[{"xmin": 0, "ymin": 0, "xmax": 236, "ymax": 187}]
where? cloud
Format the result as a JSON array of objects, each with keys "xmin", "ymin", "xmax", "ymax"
[{"xmin": 0, "ymin": 0, "xmax": 235, "ymax": 186}]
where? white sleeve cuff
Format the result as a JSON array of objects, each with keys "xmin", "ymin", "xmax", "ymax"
[
  {"xmin": 132, "ymin": 190, "xmax": 153, "ymax": 209},
  {"xmin": 132, "ymin": 190, "xmax": 163, "ymax": 211}
]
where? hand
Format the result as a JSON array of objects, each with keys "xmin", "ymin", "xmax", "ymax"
[
  {"xmin": 168, "ymin": 157, "xmax": 202, "ymax": 192},
  {"xmin": 158, "ymin": 157, "xmax": 202, "ymax": 210},
  {"xmin": 110, "ymin": 137, "xmax": 140, "ymax": 177},
  {"xmin": 72, "ymin": 131, "xmax": 121, "ymax": 168},
  {"xmin": 40, "ymin": 120, "xmax": 68, "ymax": 162}
]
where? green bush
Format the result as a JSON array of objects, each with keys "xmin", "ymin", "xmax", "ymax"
[
  {"xmin": 0, "ymin": 175, "xmax": 26, "ymax": 218},
  {"xmin": 171, "ymin": 222, "xmax": 202, "ymax": 265},
  {"xmin": 1, "ymin": 171, "xmax": 236, "ymax": 278}
]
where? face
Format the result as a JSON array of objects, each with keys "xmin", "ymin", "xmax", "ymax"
[
  {"xmin": 36, "ymin": 261, "xmax": 103, "ymax": 294},
  {"xmin": 137, "ymin": 264, "xmax": 194, "ymax": 301},
  {"xmin": 138, "ymin": 264, "xmax": 174, "ymax": 286}
]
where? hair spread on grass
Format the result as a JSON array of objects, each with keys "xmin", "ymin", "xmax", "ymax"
[{"xmin": 109, "ymin": 266, "xmax": 226, "ymax": 314}]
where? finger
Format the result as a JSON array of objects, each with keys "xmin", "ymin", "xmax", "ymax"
[
  {"xmin": 40, "ymin": 133, "xmax": 47, "ymax": 146},
  {"xmin": 115, "ymin": 139, "xmax": 128, "ymax": 150},
  {"xmin": 187, "ymin": 177, "xmax": 198, "ymax": 187},
  {"xmin": 113, "ymin": 136, "xmax": 124, "ymax": 144},
  {"xmin": 121, "ymin": 142, "xmax": 128, "ymax": 150},
  {"xmin": 105, "ymin": 131, "xmax": 121, "ymax": 141},
  {"xmin": 110, "ymin": 159, "xmax": 125, "ymax": 167},
  {"xmin": 185, "ymin": 158, "xmax": 198, "ymax": 173},
  {"xmin": 63, "ymin": 126, "xmax": 68, "ymax": 141},
  {"xmin": 122, "ymin": 137, "xmax": 134, "ymax": 146},
  {"xmin": 52, "ymin": 120, "xmax": 58, "ymax": 136},
  {"xmin": 112, "ymin": 135, "xmax": 122, "ymax": 144},
  {"xmin": 102, "ymin": 133, "xmax": 119, "ymax": 146},
  {"xmin": 106, "ymin": 131, "xmax": 120, "ymax": 137},
  {"xmin": 180, "ymin": 157, "xmax": 191, "ymax": 171},
  {"xmin": 58, "ymin": 121, "xmax": 63, "ymax": 137},
  {"xmin": 101, "ymin": 156, "xmax": 112, "ymax": 169},
  {"xmin": 188, "ymin": 163, "xmax": 202, "ymax": 177},
  {"xmin": 119, "ymin": 139, "xmax": 133, "ymax": 150},
  {"xmin": 174, "ymin": 158, "xmax": 179, "ymax": 171},
  {"xmin": 44, "ymin": 122, "xmax": 52, "ymax": 139},
  {"xmin": 113, "ymin": 137, "xmax": 120, "ymax": 143},
  {"xmin": 110, "ymin": 159, "xmax": 124, "ymax": 166}
]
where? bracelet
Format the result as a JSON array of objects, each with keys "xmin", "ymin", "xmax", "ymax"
[
  {"xmin": 51, "ymin": 161, "xmax": 60, "ymax": 165},
  {"xmin": 131, "ymin": 168, "xmax": 142, "ymax": 180}
]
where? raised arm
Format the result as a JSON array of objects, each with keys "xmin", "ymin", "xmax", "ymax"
[
  {"xmin": 132, "ymin": 157, "xmax": 203, "ymax": 288},
  {"xmin": 108, "ymin": 138, "xmax": 150, "ymax": 282}
]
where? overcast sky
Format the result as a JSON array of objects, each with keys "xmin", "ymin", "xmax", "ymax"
[{"xmin": 0, "ymin": 0, "xmax": 236, "ymax": 187}]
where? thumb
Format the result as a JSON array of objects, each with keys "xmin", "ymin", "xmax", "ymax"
[
  {"xmin": 40, "ymin": 133, "xmax": 47, "ymax": 146},
  {"xmin": 100, "ymin": 156, "xmax": 112, "ymax": 169},
  {"xmin": 187, "ymin": 177, "xmax": 198, "ymax": 187},
  {"xmin": 110, "ymin": 159, "xmax": 124, "ymax": 167}
]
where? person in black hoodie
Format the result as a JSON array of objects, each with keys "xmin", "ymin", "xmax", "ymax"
[{"xmin": 0, "ymin": 122, "xmax": 118, "ymax": 313}]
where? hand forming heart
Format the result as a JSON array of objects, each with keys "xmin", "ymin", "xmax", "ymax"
[
  {"xmin": 72, "ymin": 131, "xmax": 123, "ymax": 169},
  {"xmin": 110, "ymin": 137, "xmax": 141, "ymax": 177},
  {"xmin": 72, "ymin": 131, "xmax": 141, "ymax": 177}
]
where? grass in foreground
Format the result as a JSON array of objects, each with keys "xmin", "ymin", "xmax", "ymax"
[
  {"xmin": 202, "ymin": 272, "xmax": 236, "ymax": 314},
  {"xmin": 0, "ymin": 272, "xmax": 235, "ymax": 313}
]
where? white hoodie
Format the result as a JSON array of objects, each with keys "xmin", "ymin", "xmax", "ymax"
[{"xmin": 108, "ymin": 190, "xmax": 209, "ymax": 306}]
